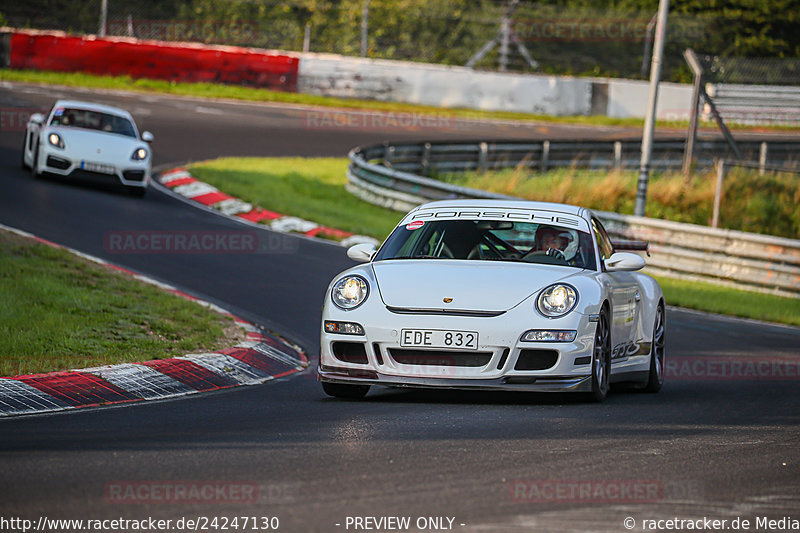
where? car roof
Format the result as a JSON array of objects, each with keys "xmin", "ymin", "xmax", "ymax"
[
  {"xmin": 51, "ymin": 100, "xmax": 134, "ymax": 120},
  {"xmin": 411, "ymin": 199, "xmax": 590, "ymax": 219}
]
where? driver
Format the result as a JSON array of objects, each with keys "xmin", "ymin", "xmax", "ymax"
[{"xmin": 533, "ymin": 226, "xmax": 578, "ymax": 262}]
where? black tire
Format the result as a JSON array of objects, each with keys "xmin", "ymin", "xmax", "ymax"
[
  {"xmin": 21, "ymin": 136, "xmax": 30, "ymax": 170},
  {"xmin": 588, "ymin": 307, "xmax": 611, "ymax": 402},
  {"xmin": 30, "ymin": 140, "xmax": 42, "ymax": 179},
  {"xmin": 322, "ymin": 382, "xmax": 370, "ymax": 399},
  {"xmin": 643, "ymin": 304, "xmax": 666, "ymax": 393}
]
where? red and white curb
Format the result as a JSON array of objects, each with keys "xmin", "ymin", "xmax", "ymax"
[
  {"xmin": 159, "ymin": 168, "xmax": 380, "ymax": 247},
  {"xmin": 0, "ymin": 223, "xmax": 308, "ymax": 418}
]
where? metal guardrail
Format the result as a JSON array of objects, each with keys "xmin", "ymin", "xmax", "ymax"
[
  {"xmin": 347, "ymin": 140, "xmax": 800, "ymax": 297},
  {"xmin": 705, "ymin": 84, "xmax": 800, "ymax": 126},
  {"xmin": 352, "ymin": 138, "xmax": 800, "ymax": 179}
]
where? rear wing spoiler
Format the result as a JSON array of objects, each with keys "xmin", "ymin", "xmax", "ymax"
[{"xmin": 612, "ymin": 240, "xmax": 650, "ymax": 256}]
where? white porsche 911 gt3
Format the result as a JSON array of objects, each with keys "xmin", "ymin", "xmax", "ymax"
[
  {"xmin": 319, "ymin": 200, "xmax": 665, "ymax": 402},
  {"xmin": 21, "ymin": 100, "xmax": 154, "ymax": 196}
]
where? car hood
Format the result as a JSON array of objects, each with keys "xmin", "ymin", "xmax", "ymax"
[
  {"xmin": 372, "ymin": 260, "xmax": 581, "ymax": 313},
  {"xmin": 52, "ymin": 127, "xmax": 141, "ymax": 161}
]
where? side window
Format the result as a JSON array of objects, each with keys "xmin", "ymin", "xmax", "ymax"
[{"xmin": 591, "ymin": 218, "xmax": 614, "ymax": 262}]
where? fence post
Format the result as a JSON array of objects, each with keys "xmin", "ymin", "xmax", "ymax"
[
  {"xmin": 759, "ymin": 142, "xmax": 768, "ymax": 176},
  {"xmin": 540, "ymin": 140, "xmax": 550, "ymax": 173},
  {"xmin": 712, "ymin": 159, "xmax": 725, "ymax": 228},
  {"xmin": 420, "ymin": 142, "xmax": 431, "ymax": 176},
  {"xmin": 360, "ymin": 0, "xmax": 370, "ymax": 57},
  {"xmin": 303, "ymin": 23, "xmax": 311, "ymax": 53},
  {"xmin": 99, "ymin": 0, "xmax": 108, "ymax": 37},
  {"xmin": 478, "ymin": 142, "xmax": 489, "ymax": 174},
  {"xmin": 613, "ymin": 141, "xmax": 622, "ymax": 169},
  {"xmin": 384, "ymin": 144, "xmax": 395, "ymax": 168}
]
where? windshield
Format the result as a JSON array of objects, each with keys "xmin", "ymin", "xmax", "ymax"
[
  {"xmin": 49, "ymin": 107, "xmax": 137, "ymax": 138},
  {"xmin": 375, "ymin": 219, "xmax": 596, "ymax": 270}
]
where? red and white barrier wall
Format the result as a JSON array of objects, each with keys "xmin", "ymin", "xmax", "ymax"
[{"xmin": 5, "ymin": 29, "xmax": 299, "ymax": 91}]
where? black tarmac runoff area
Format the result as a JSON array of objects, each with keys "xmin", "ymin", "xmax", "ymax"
[{"xmin": 0, "ymin": 82, "xmax": 798, "ymax": 533}]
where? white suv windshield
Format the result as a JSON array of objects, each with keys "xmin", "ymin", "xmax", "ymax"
[{"xmin": 375, "ymin": 220, "xmax": 596, "ymax": 270}]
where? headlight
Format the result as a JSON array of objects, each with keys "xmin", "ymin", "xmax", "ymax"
[
  {"xmin": 536, "ymin": 284, "xmax": 578, "ymax": 318},
  {"xmin": 48, "ymin": 133, "xmax": 65, "ymax": 148},
  {"xmin": 131, "ymin": 147, "xmax": 148, "ymax": 160},
  {"xmin": 331, "ymin": 275, "xmax": 369, "ymax": 310},
  {"xmin": 521, "ymin": 330, "xmax": 577, "ymax": 342}
]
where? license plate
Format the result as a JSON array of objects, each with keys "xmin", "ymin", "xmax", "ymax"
[
  {"xmin": 81, "ymin": 161, "xmax": 115, "ymax": 174},
  {"xmin": 400, "ymin": 329, "xmax": 479, "ymax": 350}
]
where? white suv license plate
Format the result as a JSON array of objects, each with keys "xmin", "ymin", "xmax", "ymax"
[
  {"xmin": 400, "ymin": 329, "xmax": 479, "ymax": 350},
  {"xmin": 81, "ymin": 161, "xmax": 116, "ymax": 175}
]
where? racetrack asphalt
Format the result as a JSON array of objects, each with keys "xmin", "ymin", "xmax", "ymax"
[{"xmin": 0, "ymin": 82, "xmax": 798, "ymax": 533}]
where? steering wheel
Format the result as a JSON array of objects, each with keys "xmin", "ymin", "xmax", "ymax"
[{"xmin": 520, "ymin": 247, "xmax": 567, "ymax": 263}]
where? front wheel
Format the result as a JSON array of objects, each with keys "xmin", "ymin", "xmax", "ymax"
[
  {"xmin": 642, "ymin": 304, "xmax": 665, "ymax": 393},
  {"xmin": 21, "ymin": 136, "xmax": 30, "ymax": 170},
  {"xmin": 322, "ymin": 381, "xmax": 370, "ymax": 399},
  {"xmin": 588, "ymin": 309, "xmax": 611, "ymax": 402},
  {"xmin": 30, "ymin": 141, "xmax": 42, "ymax": 179}
]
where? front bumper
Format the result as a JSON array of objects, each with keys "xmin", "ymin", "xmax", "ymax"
[
  {"xmin": 319, "ymin": 300, "xmax": 598, "ymax": 393},
  {"xmin": 41, "ymin": 147, "xmax": 150, "ymax": 188}
]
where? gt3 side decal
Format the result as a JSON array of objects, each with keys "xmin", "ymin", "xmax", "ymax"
[{"xmin": 611, "ymin": 340, "xmax": 652, "ymax": 361}]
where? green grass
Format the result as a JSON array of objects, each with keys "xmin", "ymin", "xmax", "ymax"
[
  {"xmin": 187, "ymin": 156, "xmax": 800, "ymax": 327},
  {"xmin": 444, "ymin": 166, "xmax": 800, "ymax": 239},
  {"xmin": 189, "ymin": 157, "xmax": 403, "ymax": 238},
  {"xmin": 655, "ymin": 276, "xmax": 800, "ymax": 327},
  {"xmin": 0, "ymin": 229, "xmax": 241, "ymax": 377}
]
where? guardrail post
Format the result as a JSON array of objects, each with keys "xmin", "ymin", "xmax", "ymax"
[
  {"xmin": 540, "ymin": 141, "xmax": 550, "ymax": 173},
  {"xmin": 478, "ymin": 142, "xmax": 489, "ymax": 174},
  {"xmin": 613, "ymin": 141, "xmax": 622, "ymax": 169},
  {"xmin": 712, "ymin": 159, "xmax": 725, "ymax": 228},
  {"xmin": 759, "ymin": 142, "xmax": 768, "ymax": 176},
  {"xmin": 420, "ymin": 142, "xmax": 432, "ymax": 176},
  {"xmin": 384, "ymin": 144, "xmax": 395, "ymax": 168}
]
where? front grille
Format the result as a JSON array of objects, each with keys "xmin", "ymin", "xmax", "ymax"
[
  {"xmin": 46, "ymin": 155, "xmax": 70, "ymax": 170},
  {"xmin": 388, "ymin": 349, "xmax": 492, "ymax": 367},
  {"xmin": 514, "ymin": 349, "xmax": 559, "ymax": 371},
  {"xmin": 332, "ymin": 341, "xmax": 369, "ymax": 364},
  {"xmin": 123, "ymin": 170, "xmax": 146, "ymax": 181}
]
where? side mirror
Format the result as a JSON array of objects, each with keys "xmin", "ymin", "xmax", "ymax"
[
  {"xmin": 141, "ymin": 131, "xmax": 154, "ymax": 142},
  {"xmin": 29, "ymin": 113, "xmax": 44, "ymax": 125},
  {"xmin": 346, "ymin": 243, "xmax": 377, "ymax": 263},
  {"xmin": 604, "ymin": 252, "xmax": 646, "ymax": 272}
]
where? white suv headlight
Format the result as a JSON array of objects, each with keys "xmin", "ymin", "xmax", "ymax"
[
  {"xmin": 331, "ymin": 275, "xmax": 369, "ymax": 310},
  {"xmin": 537, "ymin": 284, "xmax": 578, "ymax": 318}
]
